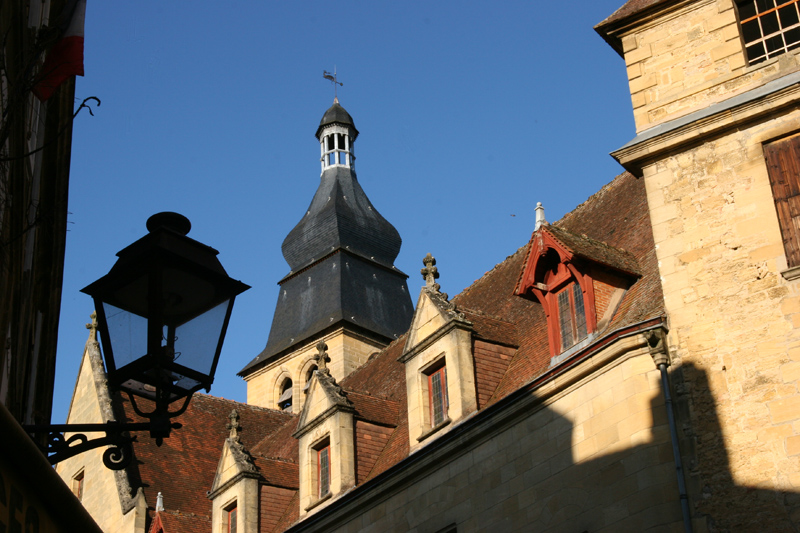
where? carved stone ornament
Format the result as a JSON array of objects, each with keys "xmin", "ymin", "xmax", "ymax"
[
  {"xmin": 645, "ymin": 328, "xmax": 670, "ymax": 368},
  {"xmin": 315, "ymin": 341, "xmax": 330, "ymax": 373}
]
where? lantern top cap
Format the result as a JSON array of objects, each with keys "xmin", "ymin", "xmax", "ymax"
[{"xmin": 146, "ymin": 212, "xmax": 191, "ymax": 236}]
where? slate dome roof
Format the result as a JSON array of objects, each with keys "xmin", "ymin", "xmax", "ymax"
[{"xmin": 315, "ymin": 101, "xmax": 359, "ymax": 139}]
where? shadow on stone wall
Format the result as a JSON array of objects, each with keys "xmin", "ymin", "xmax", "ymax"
[{"xmin": 675, "ymin": 362, "xmax": 800, "ymax": 532}]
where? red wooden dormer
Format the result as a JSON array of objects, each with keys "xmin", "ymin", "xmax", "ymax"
[{"xmin": 516, "ymin": 224, "xmax": 641, "ymax": 358}]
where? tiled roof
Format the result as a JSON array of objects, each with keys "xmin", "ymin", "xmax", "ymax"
[
  {"xmin": 543, "ymin": 224, "xmax": 641, "ymax": 276},
  {"xmin": 347, "ymin": 391, "xmax": 400, "ymax": 427},
  {"xmin": 120, "ymin": 394, "xmax": 296, "ymax": 528},
  {"xmin": 150, "ymin": 511, "xmax": 211, "ymax": 532},
  {"xmin": 252, "ymin": 457, "xmax": 299, "ymax": 490}
]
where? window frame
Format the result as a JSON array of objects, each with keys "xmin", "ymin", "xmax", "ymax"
[
  {"xmin": 764, "ymin": 132, "xmax": 800, "ymax": 271},
  {"xmin": 555, "ymin": 282, "xmax": 588, "ymax": 352},
  {"xmin": 427, "ymin": 365, "xmax": 449, "ymax": 428},
  {"xmin": 72, "ymin": 469, "xmax": 85, "ymax": 501},
  {"xmin": 312, "ymin": 436, "xmax": 331, "ymax": 500},
  {"xmin": 224, "ymin": 501, "xmax": 237, "ymax": 533},
  {"xmin": 735, "ymin": 0, "xmax": 800, "ymax": 65}
]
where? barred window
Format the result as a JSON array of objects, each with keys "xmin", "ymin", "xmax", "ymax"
[
  {"xmin": 317, "ymin": 445, "xmax": 330, "ymax": 498},
  {"xmin": 557, "ymin": 283, "xmax": 588, "ymax": 352},
  {"xmin": 737, "ymin": 0, "xmax": 800, "ymax": 64},
  {"xmin": 428, "ymin": 366, "xmax": 448, "ymax": 427}
]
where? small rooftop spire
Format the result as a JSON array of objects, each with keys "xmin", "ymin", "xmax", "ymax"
[
  {"xmin": 535, "ymin": 202, "xmax": 547, "ymax": 230},
  {"xmin": 156, "ymin": 492, "xmax": 164, "ymax": 512}
]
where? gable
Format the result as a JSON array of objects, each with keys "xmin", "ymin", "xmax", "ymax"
[{"xmin": 404, "ymin": 289, "xmax": 451, "ymax": 351}]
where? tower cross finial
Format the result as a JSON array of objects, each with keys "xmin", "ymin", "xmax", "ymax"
[
  {"xmin": 323, "ymin": 68, "xmax": 343, "ymax": 101},
  {"xmin": 421, "ymin": 253, "xmax": 441, "ymax": 291}
]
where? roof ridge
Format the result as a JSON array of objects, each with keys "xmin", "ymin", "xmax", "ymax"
[{"xmin": 193, "ymin": 393, "xmax": 295, "ymax": 415}]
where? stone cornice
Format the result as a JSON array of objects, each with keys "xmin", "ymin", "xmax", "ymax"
[{"xmin": 612, "ymin": 71, "xmax": 800, "ymax": 175}]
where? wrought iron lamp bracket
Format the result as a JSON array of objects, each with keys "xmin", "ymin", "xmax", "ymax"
[{"xmin": 23, "ymin": 392, "xmax": 190, "ymax": 470}]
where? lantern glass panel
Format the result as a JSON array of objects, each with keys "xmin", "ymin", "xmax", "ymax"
[
  {"xmin": 172, "ymin": 299, "xmax": 231, "ymax": 377},
  {"xmin": 103, "ymin": 302, "xmax": 147, "ymax": 370}
]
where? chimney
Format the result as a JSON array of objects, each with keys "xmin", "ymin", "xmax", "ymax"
[{"xmin": 535, "ymin": 202, "xmax": 547, "ymax": 230}]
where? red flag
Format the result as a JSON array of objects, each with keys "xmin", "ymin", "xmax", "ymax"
[{"xmin": 32, "ymin": 0, "xmax": 86, "ymax": 102}]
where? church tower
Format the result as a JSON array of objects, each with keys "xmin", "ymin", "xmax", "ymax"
[{"xmin": 240, "ymin": 100, "xmax": 413, "ymax": 412}]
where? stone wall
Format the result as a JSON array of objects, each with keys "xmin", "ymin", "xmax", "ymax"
[
  {"xmin": 56, "ymin": 346, "xmax": 145, "ymax": 533},
  {"xmin": 621, "ymin": 0, "xmax": 800, "ymax": 132},
  {"xmin": 245, "ymin": 328, "xmax": 385, "ymax": 412},
  {"xmin": 640, "ymin": 109, "xmax": 800, "ymax": 528},
  {"xmin": 294, "ymin": 339, "xmax": 685, "ymax": 532}
]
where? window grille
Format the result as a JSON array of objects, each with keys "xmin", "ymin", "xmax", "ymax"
[{"xmin": 737, "ymin": 0, "xmax": 800, "ymax": 64}]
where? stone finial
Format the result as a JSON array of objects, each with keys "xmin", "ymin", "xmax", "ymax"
[
  {"xmin": 227, "ymin": 409, "xmax": 241, "ymax": 440},
  {"xmin": 156, "ymin": 492, "xmax": 164, "ymax": 512},
  {"xmin": 535, "ymin": 202, "xmax": 547, "ymax": 231},
  {"xmin": 86, "ymin": 311, "xmax": 98, "ymax": 342},
  {"xmin": 315, "ymin": 341, "xmax": 330, "ymax": 372},
  {"xmin": 645, "ymin": 328, "xmax": 670, "ymax": 368},
  {"xmin": 421, "ymin": 253, "xmax": 441, "ymax": 292}
]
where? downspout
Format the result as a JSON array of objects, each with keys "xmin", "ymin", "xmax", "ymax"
[{"xmin": 646, "ymin": 328, "xmax": 693, "ymax": 533}]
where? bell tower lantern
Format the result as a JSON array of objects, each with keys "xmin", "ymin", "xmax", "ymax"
[{"xmin": 240, "ymin": 100, "xmax": 413, "ymax": 413}]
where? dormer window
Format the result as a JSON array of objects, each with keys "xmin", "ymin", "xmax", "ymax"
[
  {"xmin": 516, "ymin": 225, "xmax": 641, "ymax": 358},
  {"xmin": 557, "ymin": 283, "xmax": 588, "ymax": 351},
  {"xmin": 736, "ymin": 0, "xmax": 800, "ymax": 65}
]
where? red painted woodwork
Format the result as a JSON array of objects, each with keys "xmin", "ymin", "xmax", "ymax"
[{"xmin": 515, "ymin": 230, "xmax": 599, "ymax": 356}]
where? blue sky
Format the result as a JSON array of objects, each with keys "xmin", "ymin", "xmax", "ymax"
[{"xmin": 54, "ymin": 0, "xmax": 635, "ymax": 423}]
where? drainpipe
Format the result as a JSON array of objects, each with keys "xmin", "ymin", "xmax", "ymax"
[{"xmin": 646, "ymin": 328, "xmax": 693, "ymax": 533}]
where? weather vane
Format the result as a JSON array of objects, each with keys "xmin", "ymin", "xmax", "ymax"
[{"xmin": 323, "ymin": 67, "xmax": 343, "ymax": 100}]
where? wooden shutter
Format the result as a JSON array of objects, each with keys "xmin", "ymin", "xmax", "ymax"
[{"xmin": 764, "ymin": 133, "xmax": 800, "ymax": 268}]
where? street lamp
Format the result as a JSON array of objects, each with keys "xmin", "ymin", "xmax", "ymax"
[{"xmin": 25, "ymin": 212, "xmax": 249, "ymax": 469}]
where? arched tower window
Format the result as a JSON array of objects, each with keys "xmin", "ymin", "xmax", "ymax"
[
  {"xmin": 304, "ymin": 365, "xmax": 318, "ymax": 394},
  {"xmin": 278, "ymin": 378, "xmax": 293, "ymax": 412}
]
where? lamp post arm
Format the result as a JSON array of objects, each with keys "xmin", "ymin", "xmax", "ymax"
[{"xmin": 23, "ymin": 420, "xmax": 181, "ymax": 470}]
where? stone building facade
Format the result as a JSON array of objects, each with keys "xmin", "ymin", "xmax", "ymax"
[
  {"xmin": 58, "ymin": 0, "xmax": 800, "ymax": 531},
  {"xmin": 597, "ymin": 0, "xmax": 800, "ymax": 528}
]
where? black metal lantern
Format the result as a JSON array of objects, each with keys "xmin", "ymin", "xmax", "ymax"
[
  {"xmin": 25, "ymin": 212, "xmax": 249, "ymax": 469},
  {"xmin": 82, "ymin": 212, "xmax": 249, "ymax": 406}
]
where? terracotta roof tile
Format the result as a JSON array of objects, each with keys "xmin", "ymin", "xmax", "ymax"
[
  {"xmin": 252, "ymin": 457, "xmax": 299, "ymax": 490},
  {"xmin": 543, "ymin": 225, "xmax": 641, "ymax": 277},
  {"xmin": 272, "ymin": 491, "xmax": 300, "ymax": 532},
  {"xmin": 121, "ymin": 394, "xmax": 295, "ymax": 527},
  {"xmin": 152, "ymin": 511, "xmax": 211, "ymax": 532},
  {"xmin": 346, "ymin": 392, "xmax": 400, "ymax": 427},
  {"xmin": 460, "ymin": 310, "xmax": 518, "ymax": 347}
]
